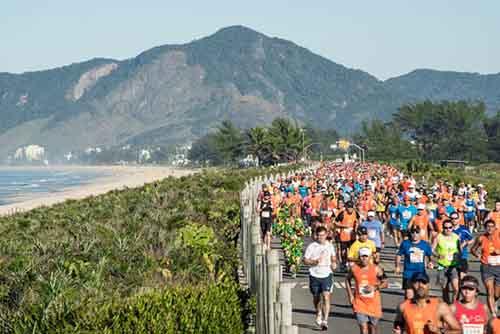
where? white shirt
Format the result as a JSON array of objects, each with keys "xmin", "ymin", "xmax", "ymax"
[{"xmin": 304, "ymin": 241, "xmax": 336, "ymax": 278}]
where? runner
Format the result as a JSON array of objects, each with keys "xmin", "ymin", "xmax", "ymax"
[
  {"xmin": 398, "ymin": 196, "xmax": 417, "ymax": 240},
  {"xmin": 450, "ymin": 275, "xmax": 489, "ymax": 334},
  {"xmin": 471, "ymin": 219, "xmax": 500, "ymax": 317},
  {"xmin": 450, "ymin": 211, "xmax": 474, "ymax": 279},
  {"xmin": 396, "ymin": 225, "xmax": 433, "ymax": 299},
  {"xmin": 345, "ymin": 247, "xmax": 388, "ymax": 334},
  {"xmin": 393, "ymin": 272, "xmax": 461, "ymax": 334},
  {"xmin": 348, "ymin": 226, "xmax": 377, "ymax": 264},
  {"xmin": 432, "ymin": 219, "xmax": 462, "ymax": 303},
  {"xmin": 487, "ymin": 306, "xmax": 500, "ymax": 333},
  {"xmin": 258, "ymin": 191, "xmax": 274, "ymax": 250},
  {"xmin": 335, "ymin": 201, "xmax": 359, "ymax": 270},
  {"xmin": 360, "ymin": 211, "xmax": 384, "ymax": 264},
  {"xmin": 388, "ymin": 197, "xmax": 403, "ymax": 246},
  {"xmin": 408, "ymin": 203, "xmax": 432, "ymax": 241},
  {"xmin": 303, "ymin": 226, "xmax": 337, "ymax": 330},
  {"xmin": 486, "ymin": 200, "xmax": 500, "ymax": 229}
]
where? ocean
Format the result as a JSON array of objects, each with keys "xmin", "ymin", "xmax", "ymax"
[{"xmin": 0, "ymin": 168, "xmax": 108, "ymax": 206}]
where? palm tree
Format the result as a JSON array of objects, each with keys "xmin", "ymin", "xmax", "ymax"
[
  {"xmin": 245, "ymin": 127, "xmax": 271, "ymax": 166},
  {"xmin": 214, "ymin": 120, "xmax": 245, "ymax": 165},
  {"xmin": 268, "ymin": 118, "xmax": 305, "ymax": 162}
]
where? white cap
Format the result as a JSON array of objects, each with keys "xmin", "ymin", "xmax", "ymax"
[
  {"xmin": 478, "ymin": 184, "xmax": 484, "ymax": 188},
  {"xmin": 359, "ymin": 247, "xmax": 372, "ymax": 257},
  {"xmin": 367, "ymin": 211, "xmax": 376, "ymax": 217},
  {"xmin": 417, "ymin": 203, "xmax": 426, "ymax": 210}
]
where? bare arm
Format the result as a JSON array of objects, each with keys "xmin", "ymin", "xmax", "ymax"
[
  {"xmin": 345, "ymin": 270, "xmax": 354, "ymax": 304},
  {"xmin": 437, "ymin": 302, "xmax": 461, "ymax": 333},
  {"xmin": 393, "ymin": 303, "xmax": 405, "ymax": 334}
]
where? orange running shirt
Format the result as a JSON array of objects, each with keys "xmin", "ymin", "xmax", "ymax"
[
  {"xmin": 402, "ymin": 298, "xmax": 440, "ymax": 334},
  {"xmin": 351, "ymin": 264, "xmax": 382, "ymax": 318}
]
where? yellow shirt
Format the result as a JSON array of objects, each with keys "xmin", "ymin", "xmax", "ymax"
[{"xmin": 348, "ymin": 239, "xmax": 377, "ymax": 261}]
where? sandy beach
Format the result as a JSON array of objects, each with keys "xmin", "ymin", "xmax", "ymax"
[{"xmin": 0, "ymin": 165, "xmax": 196, "ymax": 216}]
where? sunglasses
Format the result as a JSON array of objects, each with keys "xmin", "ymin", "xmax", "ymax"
[
  {"xmin": 410, "ymin": 230, "xmax": 421, "ymax": 234},
  {"xmin": 443, "ymin": 226, "xmax": 453, "ymax": 230},
  {"xmin": 414, "ymin": 279, "xmax": 429, "ymax": 284},
  {"xmin": 461, "ymin": 286, "xmax": 476, "ymax": 291}
]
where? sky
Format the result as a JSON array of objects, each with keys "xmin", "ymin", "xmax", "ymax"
[{"xmin": 1, "ymin": 1, "xmax": 499, "ymax": 80}]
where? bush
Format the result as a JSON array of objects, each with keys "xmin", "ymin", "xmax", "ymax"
[{"xmin": 0, "ymin": 165, "xmax": 299, "ymax": 331}]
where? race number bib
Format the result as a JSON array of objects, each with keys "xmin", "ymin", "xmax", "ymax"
[
  {"xmin": 261, "ymin": 211, "xmax": 270, "ymax": 218},
  {"xmin": 447, "ymin": 253, "xmax": 455, "ymax": 262},
  {"xmin": 462, "ymin": 324, "xmax": 484, "ymax": 334},
  {"xmin": 410, "ymin": 248, "xmax": 424, "ymax": 263},
  {"xmin": 359, "ymin": 283, "xmax": 374, "ymax": 298},
  {"xmin": 487, "ymin": 255, "xmax": 500, "ymax": 265},
  {"xmin": 402, "ymin": 210, "xmax": 412, "ymax": 219},
  {"xmin": 368, "ymin": 229, "xmax": 377, "ymax": 239},
  {"xmin": 391, "ymin": 213, "xmax": 397, "ymax": 219},
  {"xmin": 467, "ymin": 207, "xmax": 475, "ymax": 212}
]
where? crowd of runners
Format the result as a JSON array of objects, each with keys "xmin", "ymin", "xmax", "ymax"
[{"xmin": 257, "ymin": 162, "xmax": 500, "ymax": 333}]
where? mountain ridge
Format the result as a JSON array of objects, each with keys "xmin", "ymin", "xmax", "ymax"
[{"xmin": 1, "ymin": 25, "xmax": 499, "ymax": 159}]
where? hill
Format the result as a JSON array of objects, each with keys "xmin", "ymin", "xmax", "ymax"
[{"xmin": 0, "ymin": 26, "xmax": 498, "ymax": 159}]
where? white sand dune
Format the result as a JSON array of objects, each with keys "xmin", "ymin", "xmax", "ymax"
[{"xmin": 0, "ymin": 165, "xmax": 196, "ymax": 216}]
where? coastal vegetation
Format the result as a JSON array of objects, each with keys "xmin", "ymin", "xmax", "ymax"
[{"xmin": 0, "ymin": 165, "xmax": 296, "ymax": 333}]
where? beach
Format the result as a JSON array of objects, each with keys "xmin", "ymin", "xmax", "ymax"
[{"xmin": 0, "ymin": 165, "xmax": 196, "ymax": 216}]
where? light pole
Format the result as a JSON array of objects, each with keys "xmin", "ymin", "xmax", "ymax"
[
  {"xmin": 300, "ymin": 128, "xmax": 305, "ymax": 161},
  {"xmin": 349, "ymin": 142, "xmax": 365, "ymax": 163},
  {"xmin": 332, "ymin": 140, "xmax": 366, "ymax": 163}
]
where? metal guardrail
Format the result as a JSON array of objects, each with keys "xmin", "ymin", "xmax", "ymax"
[{"xmin": 239, "ymin": 165, "xmax": 318, "ymax": 334}]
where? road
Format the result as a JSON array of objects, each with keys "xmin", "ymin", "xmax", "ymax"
[{"xmin": 273, "ymin": 231, "xmax": 488, "ymax": 333}]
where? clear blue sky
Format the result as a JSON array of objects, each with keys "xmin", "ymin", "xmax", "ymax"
[{"xmin": 1, "ymin": 1, "xmax": 499, "ymax": 80}]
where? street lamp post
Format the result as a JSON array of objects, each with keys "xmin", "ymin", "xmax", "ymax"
[{"xmin": 332, "ymin": 140, "xmax": 366, "ymax": 163}]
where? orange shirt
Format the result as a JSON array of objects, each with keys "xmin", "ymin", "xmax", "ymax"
[
  {"xmin": 479, "ymin": 231, "xmax": 500, "ymax": 266},
  {"xmin": 490, "ymin": 211, "xmax": 500, "ymax": 229},
  {"xmin": 402, "ymin": 298, "xmax": 440, "ymax": 334},
  {"xmin": 351, "ymin": 264, "xmax": 382, "ymax": 318},
  {"xmin": 491, "ymin": 318, "xmax": 500, "ymax": 334},
  {"xmin": 412, "ymin": 214, "xmax": 430, "ymax": 240},
  {"xmin": 339, "ymin": 211, "xmax": 357, "ymax": 242}
]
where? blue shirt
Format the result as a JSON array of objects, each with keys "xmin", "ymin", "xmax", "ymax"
[
  {"xmin": 398, "ymin": 205, "xmax": 417, "ymax": 230},
  {"xmin": 361, "ymin": 219, "xmax": 383, "ymax": 248},
  {"xmin": 445, "ymin": 204, "xmax": 456, "ymax": 216},
  {"xmin": 388, "ymin": 204, "xmax": 400, "ymax": 225},
  {"xmin": 453, "ymin": 225, "xmax": 473, "ymax": 259},
  {"xmin": 298, "ymin": 186, "xmax": 309, "ymax": 198},
  {"xmin": 397, "ymin": 240, "xmax": 433, "ymax": 279}
]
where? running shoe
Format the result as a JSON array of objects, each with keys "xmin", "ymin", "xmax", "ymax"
[
  {"xmin": 321, "ymin": 320, "xmax": 328, "ymax": 331},
  {"xmin": 315, "ymin": 314, "xmax": 322, "ymax": 327}
]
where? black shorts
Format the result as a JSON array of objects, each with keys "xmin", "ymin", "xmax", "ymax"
[
  {"xmin": 260, "ymin": 218, "xmax": 272, "ymax": 234},
  {"xmin": 309, "ymin": 274, "xmax": 333, "ymax": 296},
  {"xmin": 340, "ymin": 241, "xmax": 353, "ymax": 251},
  {"xmin": 457, "ymin": 259, "xmax": 468, "ymax": 274},
  {"xmin": 402, "ymin": 278, "xmax": 412, "ymax": 290}
]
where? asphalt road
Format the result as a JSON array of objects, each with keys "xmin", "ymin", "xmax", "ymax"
[{"xmin": 274, "ymin": 231, "xmax": 488, "ymax": 334}]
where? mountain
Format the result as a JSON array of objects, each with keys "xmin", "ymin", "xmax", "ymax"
[{"xmin": 0, "ymin": 26, "xmax": 499, "ymax": 159}]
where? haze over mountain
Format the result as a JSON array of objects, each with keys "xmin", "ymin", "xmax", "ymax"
[{"xmin": 1, "ymin": 25, "xmax": 499, "ymax": 158}]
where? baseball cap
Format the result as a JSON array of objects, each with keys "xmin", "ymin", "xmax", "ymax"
[
  {"xmin": 358, "ymin": 226, "xmax": 368, "ymax": 235},
  {"xmin": 478, "ymin": 184, "xmax": 484, "ymax": 188},
  {"xmin": 359, "ymin": 247, "xmax": 372, "ymax": 257},
  {"xmin": 411, "ymin": 272, "xmax": 429, "ymax": 283},
  {"xmin": 367, "ymin": 211, "xmax": 375, "ymax": 217},
  {"xmin": 417, "ymin": 203, "xmax": 426, "ymax": 210},
  {"xmin": 461, "ymin": 280, "xmax": 479, "ymax": 290}
]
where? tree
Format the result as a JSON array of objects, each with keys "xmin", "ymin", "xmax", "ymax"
[
  {"xmin": 483, "ymin": 111, "xmax": 500, "ymax": 162},
  {"xmin": 354, "ymin": 120, "xmax": 417, "ymax": 161},
  {"xmin": 213, "ymin": 120, "xmax": 245, "ymax": 164},
  {"xmin": 188, "ymin": 133, "xmax": 223, "ymax": 165},
  {"xmin": 394, "ymin": 101, "xmax": 487, "ymax": 161},
  {"xmin": 244, "ymin": 127, "xmax": 272, "ymax": 166},
  {"xmin": 267, "ymin": 118, "xmax": 305, "ymax": 162}
]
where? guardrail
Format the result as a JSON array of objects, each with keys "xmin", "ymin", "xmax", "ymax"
[{"xmin": 240, "ymin": 166, "xmax": 317, "ymax": 334}]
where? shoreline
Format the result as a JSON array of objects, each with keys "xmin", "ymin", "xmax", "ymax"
[{"xmin": 0, "ymin": 165, "xmax": 197, "ymax": 216}]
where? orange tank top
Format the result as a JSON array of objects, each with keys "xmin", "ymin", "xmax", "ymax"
[
  {"xmin": 491, "ymin": 318, "xmax": 500, "ymax": 334},
  {"xmin": 351, "ymin": 264, "xmax": 382, "ymax": 318},
  {"xmin": 479, "ymin": 231, "xmax": 500, "ymax": 265},
  {"xmin": 413, "ymin": 215, "xmax": 430, "ymax": 240},
  {"xmin": 402, "ymin": 298, "xmax": 440, "ymax": 334},
  {"xmin": 490, "ymin": 211, "xmax": 500, "ymax": 228},
  {"xmin": 340, "ymin": 211, "xmax": 357, "ymax": 242}
]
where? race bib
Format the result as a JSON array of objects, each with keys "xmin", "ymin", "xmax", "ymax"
[
  {"xmin": 462, "ymin": 324, "xmax": 484, "ymax": 334},
  {"xmin": 344, "ymin": 227, "xmax": 353, "ymax": 233},
  {"xmin": 391, "ymin": 213, "xmax": 397, "ymax": 219},
  {"xmin": 487, "ymin": 255, "xmax": 500, "ymax": 265},
  {"xmin": 467, "ymin": 207, "xmax": 475, "ymax": 212},
  {"xmin": 368, "ymin": 229, "xmax": 377, "ymax": 239},
  {"xmin": 402, "ymin": 210, "xmax": 412, "ymax": 219},
  {"xmin": 359, "ymin": 284, "xmax": 374, "ymax": 298},
  {"xmin": 410, "ymin": 249, "xmax": 424, "ymax": 263},
  {"xmin": 261, "ymin": 211, "xmax": 270, "ymax": 218},
  {"xmin": 447, "ymin": 253, "xmax": 455, "ymax": 262}
]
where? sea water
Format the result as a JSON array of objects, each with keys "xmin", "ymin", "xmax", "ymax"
[{"xmin": 0, "ymin": 168, "xmax": 107, "ymax": 205}]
